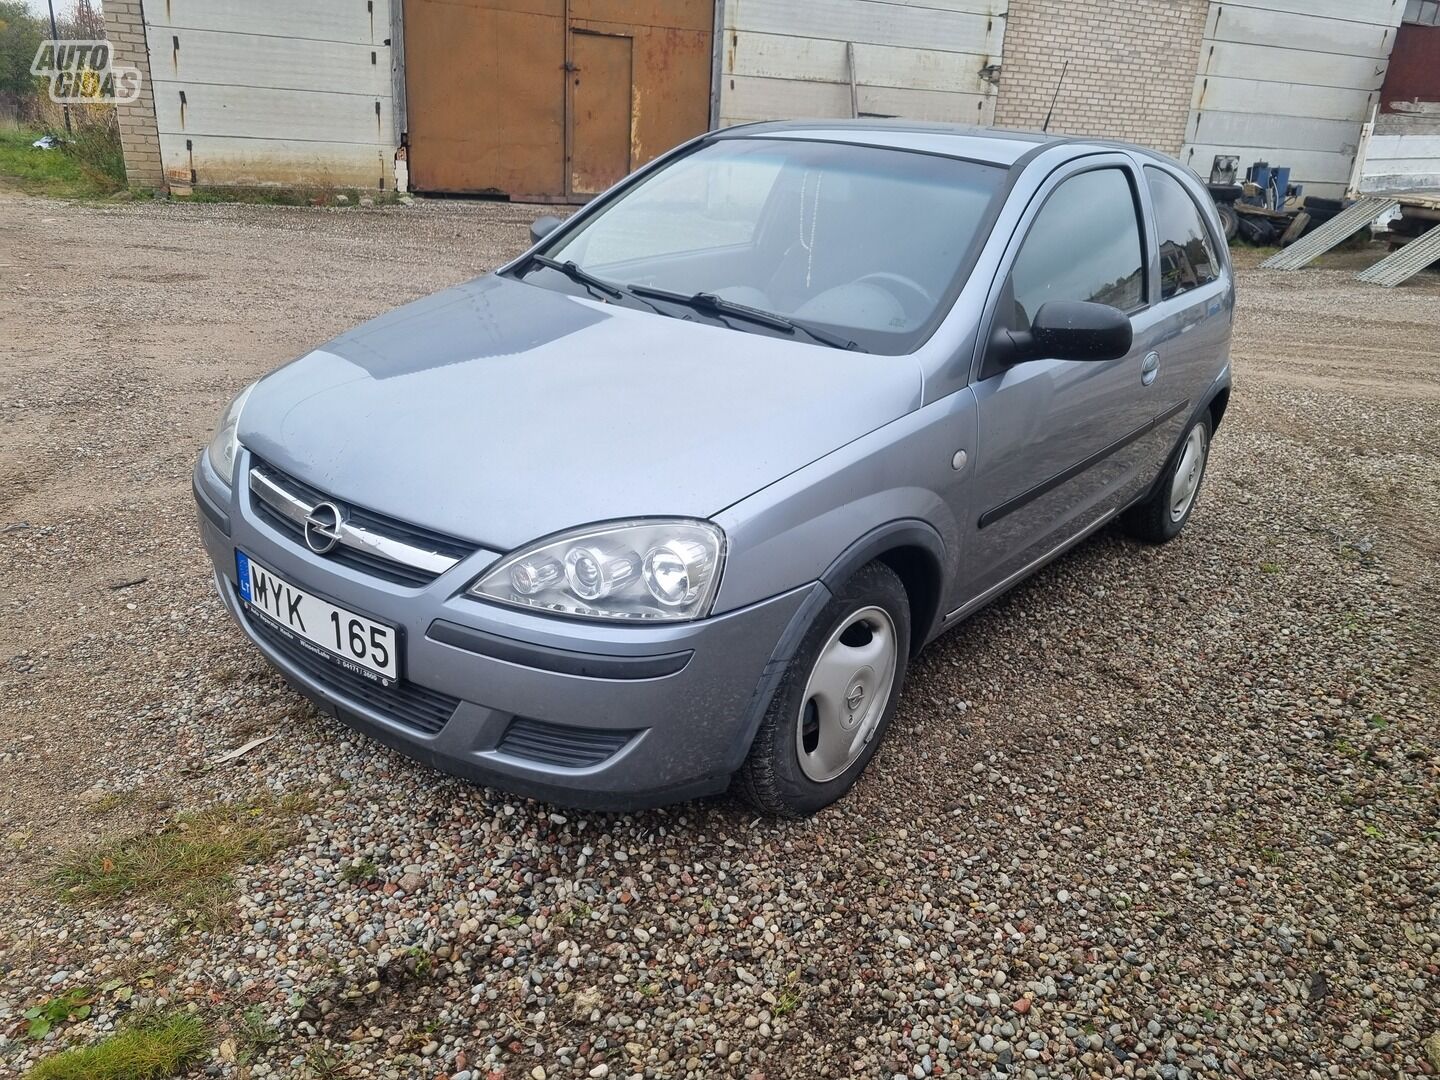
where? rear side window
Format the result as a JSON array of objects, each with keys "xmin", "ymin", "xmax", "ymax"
[
  {"xmin": 1010, "ymin": 167, "xmax": 1145, "ymax": 324},
  {"xmin": 1146, "ymin": 167, "xmax": 1220, "ymax": 301}
]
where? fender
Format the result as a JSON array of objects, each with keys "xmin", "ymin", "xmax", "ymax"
[{"xmin": 728, "ymin": 520, "xmax": 946, "ymax": 773}]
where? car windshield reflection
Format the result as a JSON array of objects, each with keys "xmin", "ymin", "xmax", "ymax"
[{"xmin": 514, "ymin": 137, "xmax": 1005, "ymax": 354}]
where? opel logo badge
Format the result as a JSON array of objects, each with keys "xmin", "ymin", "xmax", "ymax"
[
  {"xmin": 846, "ymin": 683, "xmax": 866, "ymax": 713},
  {"xmin": 303, "ymin": 501, "xmax": 345, "ymax": 555}
]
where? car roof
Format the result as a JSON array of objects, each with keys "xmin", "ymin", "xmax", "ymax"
[{"xmin": 714, "ymin": 119, "xmax": 1176, "ymax": 171}]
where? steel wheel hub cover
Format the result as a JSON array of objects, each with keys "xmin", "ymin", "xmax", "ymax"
[
  {"xmin": 796, "ymin": 606, "xmax": 899, "ymax": 783},
  {"xmin": 1169, "ymin": 424, "xmax": 1208, "ymax": 523}
]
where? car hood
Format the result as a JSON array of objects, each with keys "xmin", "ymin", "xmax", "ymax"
[{"xmin": 238, "ymin": 275, "xmax": 921, "ymax": 549}]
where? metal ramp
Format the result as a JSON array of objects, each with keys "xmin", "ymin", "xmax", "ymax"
[
  {"xmin": 1260, "ymin": 197, "xmax": 1398, "ymax": 270},
  {"xmin": 1356, "ymin": 223, "xmax": 1440, "ymax": 287}
]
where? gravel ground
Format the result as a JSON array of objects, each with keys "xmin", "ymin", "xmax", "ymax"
[{"xmin": 1, "ymin": 191, "xmax": 1437, "ymax": 1080}]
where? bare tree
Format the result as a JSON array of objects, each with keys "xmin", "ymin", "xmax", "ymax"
[{"xmin": 67, "ymin": 0, "xmax": 107, "ymax": 41}]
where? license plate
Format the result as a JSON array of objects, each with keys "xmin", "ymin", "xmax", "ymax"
[{"xmin": 235, "ymin": 551, "xmax": 399, "ymax": 684}]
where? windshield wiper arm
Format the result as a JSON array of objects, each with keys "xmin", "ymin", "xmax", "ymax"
[
  {"xmin": 627, "ymin": 284, "xmax": 862, "ymax": 351},
  {"xmin": 519, "ymin": 255, "xmax": 679, "ymax": 319},
  {"xmin": 521, "ymin": 254, "xmax": 623, "ymax": 300},
  {"xmin": 629, "ymin": 285, "xmax": 789, "ymax": 328},
  {"xmin": 517, "ymin": 262, "xmax": 855, "ymax": 347}
]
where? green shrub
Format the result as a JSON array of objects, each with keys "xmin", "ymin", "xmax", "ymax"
[{"xmin": 58, "ymin": 114, "xmax": 126, "ymax": 191}]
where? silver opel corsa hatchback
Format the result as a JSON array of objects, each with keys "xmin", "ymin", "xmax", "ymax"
[{"xmin": 195, "ymin": 121, "xmax": 1233, "ymax": 816}]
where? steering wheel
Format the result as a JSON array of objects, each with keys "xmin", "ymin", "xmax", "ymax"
[{"xmin": 852, "ymin": 272, "xmax": 936, "ymax": 319}]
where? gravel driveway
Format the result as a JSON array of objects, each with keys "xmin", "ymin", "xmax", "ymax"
[{"xmin": 1, "ymin": 190, "xmax": 1437, "ymax": 1080}]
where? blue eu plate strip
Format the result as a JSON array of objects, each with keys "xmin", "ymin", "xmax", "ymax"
[{"xmin": 235, "ymin": 550, "xmax": 253, "ymax": 603}]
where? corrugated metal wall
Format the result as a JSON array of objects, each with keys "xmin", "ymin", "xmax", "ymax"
[
  {"xmin": 125, "ymin": 0, "xmax": 1428, "ymax": 199},
  {"xmin": 715, "ymin": 0, "xmax": 1006, "ymax": 128},
  {"xmin": 147, "ymin": 0, "xmax": 399, "ymax": 190},
  {"xmin": 1362, "ymin": 129, "xmax": 1440, "ymax": 192},
  {"xmin": 1181, "ymin": 0, "xmax": 1406, "ymax": 197}
]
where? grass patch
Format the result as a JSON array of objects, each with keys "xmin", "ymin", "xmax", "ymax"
[
  {"xmin": 91, "ymin": 787, "xmax": 170, "ymax": 818},
  {"xmin": 25, "ymin": 1012, "xmax": 207, "ymax": 1080},
  {"xmin": 1225, "ymin": 244, "xmax": 1279, "ymax": 269},
  {"xmin": 0, "ymin": 124, "xmax": 127, "ymax": 198},
  {"xmin": 0, "ymin": 127, "xmax": 402, "ymax": 206},
  {"xmin": 339, "ymin": 858, "xmax": 378, "ymax": 885},
  {"xmin": 48, "ymin": 798, "xmax": 306, "ymax": 926},
  {"xmin": 0, "ymin": 128, "xmax": 97, "ymax": 197},
  {"xmin": 60, "ymin": 121, "xmax": 127, "ymax": 192}
]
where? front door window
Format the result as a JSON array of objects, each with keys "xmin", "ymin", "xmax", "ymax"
[{"xmin": 1010, "ymin": 167, "xmax": 1146, "ymax": 326}]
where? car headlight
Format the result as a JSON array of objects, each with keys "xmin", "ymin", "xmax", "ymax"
[
  {"xmin": 206, "ymin": 382, "xmax": 256, "ymax": 485},
  {"xmin": 470, "ymin": 520, "xmax": 725, "ymax": 622}
]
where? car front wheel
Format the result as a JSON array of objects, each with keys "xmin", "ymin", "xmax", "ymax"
[{"xmin": 736, "ymin": 561, "xmax": 910, "ymax": 817}]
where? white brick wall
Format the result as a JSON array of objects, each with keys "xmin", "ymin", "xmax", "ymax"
[
  {"xmin": 994, "ymin": 0, "xmax": 1208, "ymax": 155},
  {"xmin": 104, "ymin": 0, "xmax": 165, "ymax": 190}
]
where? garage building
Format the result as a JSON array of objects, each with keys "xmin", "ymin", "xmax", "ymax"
[{"xmin": 105, "ymin": 0, "xmax": 1434, "ymax": 201}]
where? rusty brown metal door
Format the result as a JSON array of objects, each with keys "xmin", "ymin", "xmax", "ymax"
[
  {"xmin": 567, "ymin": 0, "xmax": 714, "ymax": 194},
  {"xmin": 404, "ymin": 0, "xmax": 713, "ymax": 199},
  {"xmin": 567, "ymin": 31, "xmax": 633, "ymax": 197},
  {"xmin": 404, "ymin": 0, "xmax": 566, "ymax": 198}
]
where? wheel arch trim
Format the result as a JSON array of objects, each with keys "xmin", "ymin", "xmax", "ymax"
[
  {"xmin": 817, "ymin": 520, "xmax": 946, "ymax": 652},
  {"xmin": 1140, "ymin": 367, "xmax": 1231, "ymax": 505},
  {"xmin": 727, "ymin": 520, "xmax": 945, "ymax": 777}
]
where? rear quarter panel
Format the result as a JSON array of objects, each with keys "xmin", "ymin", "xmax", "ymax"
[{"xmin": 1135, "ymin": 157, "xmax": 1235, "ymax": 437}]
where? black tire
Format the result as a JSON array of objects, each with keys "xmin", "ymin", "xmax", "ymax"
[
  {"xmin": 1236, "ymin": 215, "xmax": 1276, "ymax": 245},
  {"xmin": 735, "ymin": 561, "xmax": 911, "ymax": 817},
  {"xmin": 1122, "ymin": 414, "xmax": 1212, "ymax": 544},
  {"xmin": 1216, "ymin": 204, "xmax": 1239, "ymax": 242}
]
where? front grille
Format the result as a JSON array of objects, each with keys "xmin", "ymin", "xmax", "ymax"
[
  {"xmin": 249, "ymin": 459, "xmax": 475, "ymax": 588},
  {"xmin": 240, "ymin": 596, "xmax": 460, "ymax": 735},
  {"xmin": 496, "ymin": 717, "xmax": 635, "ymax": 768}
]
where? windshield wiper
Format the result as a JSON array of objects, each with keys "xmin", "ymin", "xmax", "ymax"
[
  {"xmin": 518, "ymin": 255, "xmax": 679, "ymax": 319},
  {"xmin": 627, "ymin": 284, "xmax": 862, "ymax": 351},
  {"xmin": 519, "ymin": 254, "xmax": 624, "ymax": 301},
  {"xmin": 517, "ymin": 261, "xmax": 857, "ymax": 348}
]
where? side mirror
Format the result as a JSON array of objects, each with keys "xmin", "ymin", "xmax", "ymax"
[
  {"xmin": 997, "ymin": 300, "xmax": 1133, "ymax": 365},
  {"xmin": 529, "ymin": 215, "xmax": 563, "ymax": 245}
]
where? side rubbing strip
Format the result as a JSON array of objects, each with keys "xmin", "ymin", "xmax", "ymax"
[{"xmin": 978, "ymin": 399, "xmax": 1189, "ymax": 530}]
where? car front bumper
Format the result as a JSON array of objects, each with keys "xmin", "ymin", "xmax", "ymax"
[{"xmin": 194, "ymin": 452, "xmax": 814, "ymax": 810}]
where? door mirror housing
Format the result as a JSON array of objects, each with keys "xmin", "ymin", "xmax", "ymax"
[
  {"xmin": 529, "ymin": 215, "xmax": 563, "ymax": 245},
  {"xmin": 996, "ymin": 300, "xmax": 1133, "ymax": 365}
]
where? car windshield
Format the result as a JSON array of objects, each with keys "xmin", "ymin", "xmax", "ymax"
[{"xmin": 521, "ymin": 137, "xmax": 1006, "ymax": 354}]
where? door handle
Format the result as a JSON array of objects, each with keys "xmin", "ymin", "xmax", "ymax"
[{"xmin": 1141, "ymin": 351, "xmax": 1160, "ymax": 386}]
